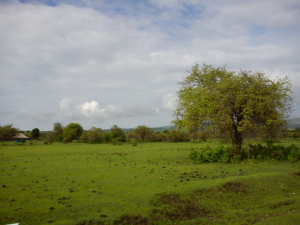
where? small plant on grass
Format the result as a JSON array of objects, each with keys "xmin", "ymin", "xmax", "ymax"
[
  {"xmin": 131, "ymin": 138, "xmax": 137, "ymax": 146},
  {"xmin": 62, "ymin": 137, "xmax": 70, "ymax": 143}
]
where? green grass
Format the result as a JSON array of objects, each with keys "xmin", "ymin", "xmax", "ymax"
[{"xmin": 1, "ymin": 139, "xmax": 300, "ymax": 224}]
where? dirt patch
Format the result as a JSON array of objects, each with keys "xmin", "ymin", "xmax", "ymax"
[
  {"xmin": 76, "ymin": 220, "xmax": 105, "ymax": 225},
  {"xmin": 222, "ymin": 182, "xmax": 248, "ymax": 193},
  {"xmin": 113, "ymin": 215, "xmax": 148, "ymax": 225},
  {"xmin": 151, "ymin": 193, "xmax": 209, "ymax": 221},
  {"xmin": 293, "ymin": 172, "xmax": 300, "ymax": 176},
  {"xmin": 271, "ymin": 199, "xmax": 296, "ymax": 209}
]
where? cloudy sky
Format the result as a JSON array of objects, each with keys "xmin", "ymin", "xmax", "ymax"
[{"xmin": 1, "ymin": 0, "xmax": 300, "ymax": 131}]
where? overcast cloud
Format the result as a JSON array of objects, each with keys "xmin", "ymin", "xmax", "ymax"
[{"xmin": 1, "ymin": 0, "xmax": 300, "ymax": 130}]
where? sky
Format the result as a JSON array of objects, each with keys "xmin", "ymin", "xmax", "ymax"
[{"xmin": 1, "ymin": 0, "xmax": 300, "ymax": 131}]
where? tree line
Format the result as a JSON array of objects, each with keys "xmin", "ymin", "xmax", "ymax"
[{"xmin": 1, "ymin": 122, "xmax": 299, "ymax": 146}]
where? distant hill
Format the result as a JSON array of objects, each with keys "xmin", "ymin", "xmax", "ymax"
[{"xmin": 103, "ymin": 125, "xmax": 177, "ymax": 133}]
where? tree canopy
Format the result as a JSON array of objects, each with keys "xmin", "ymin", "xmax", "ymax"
[
  {"xmin": 53, "ymin": 122, "xmax": 64, "ymax": 141},
  {"xmin": 172, "ymin": 63, "xmax": 293, "ymax": 150},
  {"xmin": 80, "ymin": 127, "xmax": 103, "ymax": 143},
  {"xmin": 132, "ymin": 125, "xmax": 155, "ymax": 140},
  {"xmin": 0, "ymin": 124, "xmax": 19, "ymax": 145},
  {"xmin": 109, "ymin": 125, "xmax": 126, "ymax": 142},
  {"xmin": 31, "ymin": 128, "xmax": 40, "ymax": 139},
  {"xmin": 63, "ymin": 123, "xmax": 83, "ymax": 142}
]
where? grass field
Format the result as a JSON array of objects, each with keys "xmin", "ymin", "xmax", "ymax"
[{"xmin": 1, "ymin": 139, "xmax": 300, "ymax": 225}]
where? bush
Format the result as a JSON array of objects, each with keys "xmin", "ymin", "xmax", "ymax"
[
  {"xmin": 44, "ymin": 141, "xmax": 48, "ymax": 145},
  {"xmin": 189, "ymin": 146, "xmax": 232, "ymax": 164},
  {"xmin": 189, "ymin": 143, "xmax": 300, "ymax": 164},
  {"xmin": 248, "ymin": 143, "xmax": 300, "ymax": 161},
  {"xmin": 131, "ymin": 138, "xmax": 137, "ymax": 146},
  {"xmin": 62, "ymin": 137, "xmax": 70, "ymax": 143}
]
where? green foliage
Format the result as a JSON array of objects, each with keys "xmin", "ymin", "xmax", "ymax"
[
  {"xmin": 165, "ymin": 129, "xmax": 188, "ymax": 142},
  {"xmin": 0, "ymin": 124, "xmax": 19, "ymax": 145},
  {"xmin": 31, "ymin": 128, "xmax": 40, "ymax": 139},
  {"xmin": 189, "ymin": 146, "xmax": 231, "ymax": 163},
  {"xmin": 63, "ymin": 123, "xmax": 83, "ymax": 142},
  {"xmin": 132, "ymin": 125, "xmax": 155, "ymax": 140},
  {"xmin": 262, "ymin": 139, "xmax": 281, "ymax": 144},
  {"xmin": 103, "ymin": 132, "xmax": 111, "ymax": 142},
  {"xmin": 62, "ymin": 137, "xmax": 70, "ymax": 143},
  {"xmin": 53, "ymin": 122, "xmax": 64, "ymax": 142},
  {"xmin": 248, "ymin": 143, "xmax": 300, "ymax": 161},
  {"xmin": 173, "ymin": 63, "xmax": 293, "ymax": 150},
  {"xmin": 80, "ymin": 127, "xmax": 103, "ymax": 144},
  {"xmin": 131, "ymin": 138, "xmax": 137, "ymax": 146},
  {"xmin": 44, "ymin": 131, "xmax": 55, "ymax": 142},
  {"xmin": 190, "ymin": 143, "xmax": 300, "ymax": 164},
  {"xmin": 110, "ymin": 125, "xmax": 126, "ymax": 142}
]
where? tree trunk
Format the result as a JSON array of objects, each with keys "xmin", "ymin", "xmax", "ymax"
[{"xmin": 234, "ymin": 130, "xmax": 243, "ymax": 153}]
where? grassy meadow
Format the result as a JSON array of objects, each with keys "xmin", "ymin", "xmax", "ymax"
[{"xmin": 1, "ymin": 139, "xmax": 300, "ymax": 225}]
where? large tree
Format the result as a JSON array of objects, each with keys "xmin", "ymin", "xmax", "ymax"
[{"xmin": 172, "ymin": 63, "xmax": 293, "ymax": 151}]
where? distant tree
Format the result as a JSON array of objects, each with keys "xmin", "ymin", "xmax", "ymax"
[
  {"xmin": 45, "ymin": 131, "xmax": 55, "ymax": 142},
  {"xmin": 133, "ymin": 125, "xmax": 156, "ymax": 140},
  {"xmin": 156, "ymin": 132, "xmax": 167, "ymax": 142},
  {"xmin": 126, "ymin": 130, "xmax": 140, "ymax": 140},
  {"xmin": 166, "ymin": 130, "xmax": 188, "ymax": 142},
  {"xmin": 110, "ymin": 125, "xmax": 126, "ymax": 142},
  {"xmin": 53, "ymin": 122, "xmax": 64, "ymax": 142},
  {"xmin": 103, "ymin": 132, "xmax": 111, "ymax": 142},
  {"xmin": 0, "ymin": 124, "xmax": 19, "ymax": 145},
  {"xmin": 31, "ymin": 128, "xmax": 40, "ymax": 139},
  {"xmin": 63, "ymin": 123, "xmax": 83, "ymax": 142},
  {"xmin": 80, "ymin": 127, "xmax": 103, "ymax": 143},
  {"xmin": 173, "ymin": 63, "xmax": 293, "ymax": 151}
]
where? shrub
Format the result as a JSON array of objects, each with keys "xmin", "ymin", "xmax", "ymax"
[
  {"xmin": 62, "ymin": 137, "xmax": 70, "ymax": 143},
  {"xmin": 131, "ymin": 138, "xmax": 137, "ymax": 146},
  {"xmin": 248, "ymin": 143, "xmax": 300, "ymax": 161},
  {"xmin": 189, "ymin": 146, "xmax": 232, "ymax": 164}
]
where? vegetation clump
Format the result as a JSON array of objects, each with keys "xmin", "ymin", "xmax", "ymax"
[
  {"xmin": 221, "ymin": 181, "xmax": 248, "ymax": 193},
  {"xmin": 271, "ymin": 199, "xmax": 296, "ymax": 209},
  {"xmin": 190, "ymin": 143, "xmax": 300, "ymax": 164},
  {"xmin": 151, "ymin": 193, "xmax": 209, "ymax": 221}
]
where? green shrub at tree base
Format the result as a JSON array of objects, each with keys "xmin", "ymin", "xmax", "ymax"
[{"xmin": 189, "ymin": 146, "xmax": 232, "ymax": 163}]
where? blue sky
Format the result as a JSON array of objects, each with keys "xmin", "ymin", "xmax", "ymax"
[{"xmin": 1, "ymin": 0, "xmax": 300, "ymax": 131}]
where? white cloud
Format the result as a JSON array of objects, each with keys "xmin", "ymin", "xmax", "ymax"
[
  {"xmin": 59, "ymin": 98, "xmax": 161, "ymax": 122},
  {"xmin": 0, "ymin": 0, "xmax": 299, "ymax": 130},
  {"xmin": 162, "ymin": 93, "xmax": 177, "ymax": 111}
]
